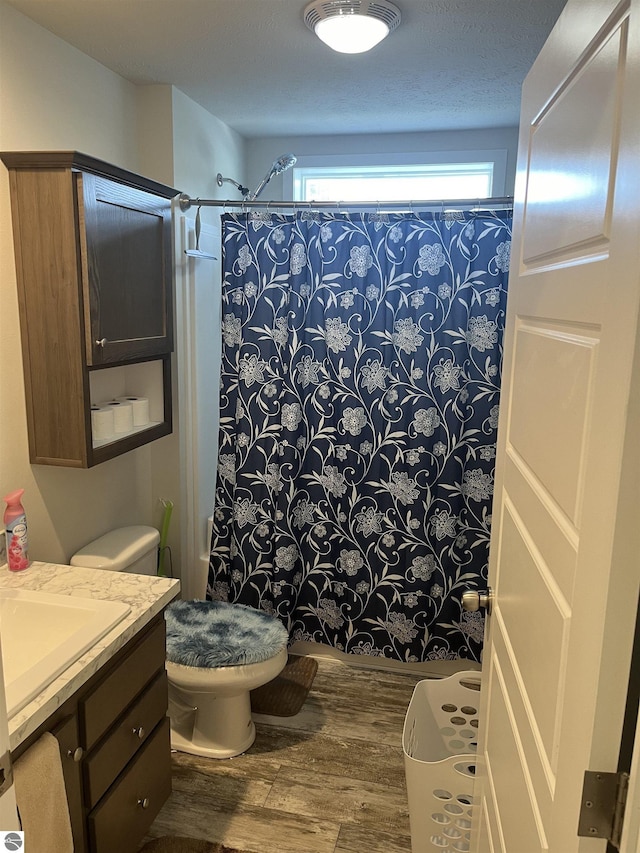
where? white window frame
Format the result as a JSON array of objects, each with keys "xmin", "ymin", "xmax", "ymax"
[{"xmin": 284, "ymin": 149, "xmax": 508, "ymax": 202}]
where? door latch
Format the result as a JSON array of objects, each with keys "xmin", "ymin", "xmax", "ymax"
[{"xmin": 461, "ymin": 588, "xmax": 494, "ymax": 615}]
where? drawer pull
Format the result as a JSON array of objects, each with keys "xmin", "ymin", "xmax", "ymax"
[
  {"xmin": 137, "ymin": 797, "xmax": 150, "ymax": 809},
  {"xmin": 132, "ymin": 726, "xmax": 145, "ymax": 739},
  {"xmin": 67, "ymin": 747, "xmax": 84, "ymax": 762},
  {"xmin": 95, "ymin": 338, "xmax": 108, "ymax": 347}
]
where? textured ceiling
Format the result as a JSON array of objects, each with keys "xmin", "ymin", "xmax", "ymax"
[{"xmin": 5, "ymin": 0, "xmax": 567, "ymax": 138}]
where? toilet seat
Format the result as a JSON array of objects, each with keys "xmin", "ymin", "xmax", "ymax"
[{"xmin": 165, "ymin": 599, "xmax": 288, "ymax": 667}]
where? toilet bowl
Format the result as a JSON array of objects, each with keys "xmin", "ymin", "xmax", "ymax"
[
  {"xmin": 70, "ymin": 526, "xmax": 289, "ymax": 760},
  {"xmin": 165, "ymin": 599, "xmax": 288, "ymax": 758}
]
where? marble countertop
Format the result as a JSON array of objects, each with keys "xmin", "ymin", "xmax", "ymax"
[{"xmin": 0, "ymin": 561, "xmax": 180, "ymax": 749}]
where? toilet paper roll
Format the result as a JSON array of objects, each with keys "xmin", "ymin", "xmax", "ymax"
[
  {"xmin": 91, "ymin": 405, "xmax": 115, "ymax": 441},
  {"xmin": 117, "ymin": 396, "xmax": 150, "ymax": 427},
  {"xmin": 106, "ymin": 400, "xmax": 134, "ymax": 433}
]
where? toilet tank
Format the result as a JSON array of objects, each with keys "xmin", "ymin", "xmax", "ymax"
[{"xmin": 70, "ymin": 525, "xmax": 160, "ymax": 575}]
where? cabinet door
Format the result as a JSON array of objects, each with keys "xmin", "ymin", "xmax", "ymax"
[
  {"xmin": 87, "ymin": 717, "xmax": 172, "ymax": 853},
  {"xmin": 79, "ymin": 173, "xmax": 173, "ymax": 365}
]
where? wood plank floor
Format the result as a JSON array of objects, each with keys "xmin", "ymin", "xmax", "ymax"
[{"xmin": 143, "ymin": 656, "xmax": 422, "ymax": 853}]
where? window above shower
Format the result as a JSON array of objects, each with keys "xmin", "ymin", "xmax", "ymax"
[
  {"xmin": 286, "ymin": 149, "xmax": 508, "ymax": 203},
  {"xmin": 294, "ymin": 163, "xmax": 493, "ymax": 202}
]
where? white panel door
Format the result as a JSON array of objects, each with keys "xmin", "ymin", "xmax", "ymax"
[{"xmin": 474, "ymin": 0, "xmax": 640, "ymax": 850}]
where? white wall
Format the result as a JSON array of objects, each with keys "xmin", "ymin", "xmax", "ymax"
[
  {"xmin": 136, "ymin": 85, "xmax": 176, "ymax": 187},
  {"xmin": 0, "ymin": 3, "xmax": 140, "ymax": 168},
  {"xmin": 172, "ymin": 88, "xmax": 245, "ymax": 211},
  {"xmin": 172, "ymin": 90, "xmax": 244, "ymax": 595},
  {"xmin": 0, "ymin": 2, "xmax": 151, "ymax": 565},
  {"xmin": 246, "ymin": 127, "xmax": 519, "ymax": 202},
  {"xmin": 0, "ymin": 2, "xmax": 242, "ymax": 577},
  {"xmin": 152, "ymin": 88, "xmax": 244, "ymax": 595}
]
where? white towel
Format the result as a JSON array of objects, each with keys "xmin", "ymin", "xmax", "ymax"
[{"xmin": 13, "ymin": 731, "xmax": 74, "ymax": 853}]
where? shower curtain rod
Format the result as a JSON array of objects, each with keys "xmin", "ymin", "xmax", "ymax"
[{"xmin": 177, "ymin": 192, "xmax": 513, "ymax": 213}]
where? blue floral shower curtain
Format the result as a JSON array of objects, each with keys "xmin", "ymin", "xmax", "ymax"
[{"xmin": 208, "ymin": 209, "xmax": 511, "ymax": 663}]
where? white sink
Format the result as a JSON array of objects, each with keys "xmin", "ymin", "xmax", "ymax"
[{"xmin": 0, "ymin": 588, "xmax": 130, "ymax": 717}]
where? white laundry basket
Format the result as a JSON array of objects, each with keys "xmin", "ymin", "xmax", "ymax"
[{"xmin": 403, "ymin": 671, "xmax": 481, "ymax": 853}]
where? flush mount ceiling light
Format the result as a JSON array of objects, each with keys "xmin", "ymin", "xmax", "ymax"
[{"xmin": 304, "ymin": 0, "xmax": 401, "ymax": 54}]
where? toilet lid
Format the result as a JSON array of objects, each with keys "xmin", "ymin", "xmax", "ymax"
[{"xmin": 165, "ymin": 600, "xmax": 289, "ymax": 668}]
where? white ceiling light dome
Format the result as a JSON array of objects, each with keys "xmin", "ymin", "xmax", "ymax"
[{"xmin": 304, "ymin": 0, "xmax": 401, "ymax": 54}]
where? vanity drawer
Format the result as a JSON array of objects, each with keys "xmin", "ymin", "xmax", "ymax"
[
  {"xmin": 84, "ymin": 670, "xmax": 168, "ymax": 808},
  {"xmin": 88, "ymin": 716, "xmax": 171, "ymax": 853},
  {"xmin": 80, "ymin": 617, "xmax": 166, "ymax": 750}
]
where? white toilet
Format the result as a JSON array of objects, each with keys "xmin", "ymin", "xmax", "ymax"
[
  {"xmin": 164, "ymin": 599, "xmax": 288, "ymax": 759},
  {"xmin": 70, "ymin": 525, "xmax": 289, "ymax": 760}
]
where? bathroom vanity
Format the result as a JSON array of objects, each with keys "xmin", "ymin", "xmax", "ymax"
[{"xmin": 0, "ymin": 562, "xmax": 179, "ymax": 852}]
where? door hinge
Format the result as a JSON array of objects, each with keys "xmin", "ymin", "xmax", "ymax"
[
  {"xmin": 0, "ymin": 750, "xmax": 13, "ymax": 797},
  {"xmin": 577, "ymin": 770, "xmax": 630, "ymax": 850}
]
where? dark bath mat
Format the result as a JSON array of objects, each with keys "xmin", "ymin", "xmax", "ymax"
[
  {"xmin": 250, "ymin": 653, "xmax": 318, "ymax": 716},
  {"xmin": 139, "ymin": 838, "xmax": 245, "ymax": 853}
]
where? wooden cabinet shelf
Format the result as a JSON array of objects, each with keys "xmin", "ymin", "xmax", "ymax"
[{"xmin": 1, "ymin": 151, "xmax": 177, "ymax": 467}]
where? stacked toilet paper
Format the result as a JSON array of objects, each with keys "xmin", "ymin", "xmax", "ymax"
[
  {"xmin": 91, "ymin": 396, "xmax": 151, "ymax": 441},
  {"xmin": 116, "ymin": 395, "xmax": 151, "ymax": 427}
]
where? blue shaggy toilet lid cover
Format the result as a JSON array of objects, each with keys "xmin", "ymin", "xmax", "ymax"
[{"xmin": 165, "ymin": 600, "xmax": 289, "ymax": 668}]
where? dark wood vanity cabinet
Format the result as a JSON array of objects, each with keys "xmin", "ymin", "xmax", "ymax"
[
  {"xmin": 0, "ymin": 151, "xmax": 176, "ymax": 467},
  {"xmin": 13, "ymin": 615, "xmax": 172, "ymax": 853}
]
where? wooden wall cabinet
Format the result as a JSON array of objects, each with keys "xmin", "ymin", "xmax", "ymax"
[
  {"xmin": 1, "ymin": 151, "xmax": 177, "ymax": 467},
  {"xmin": 13, "ymin": 615, "xmax": 172, "ymax": 853}
]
